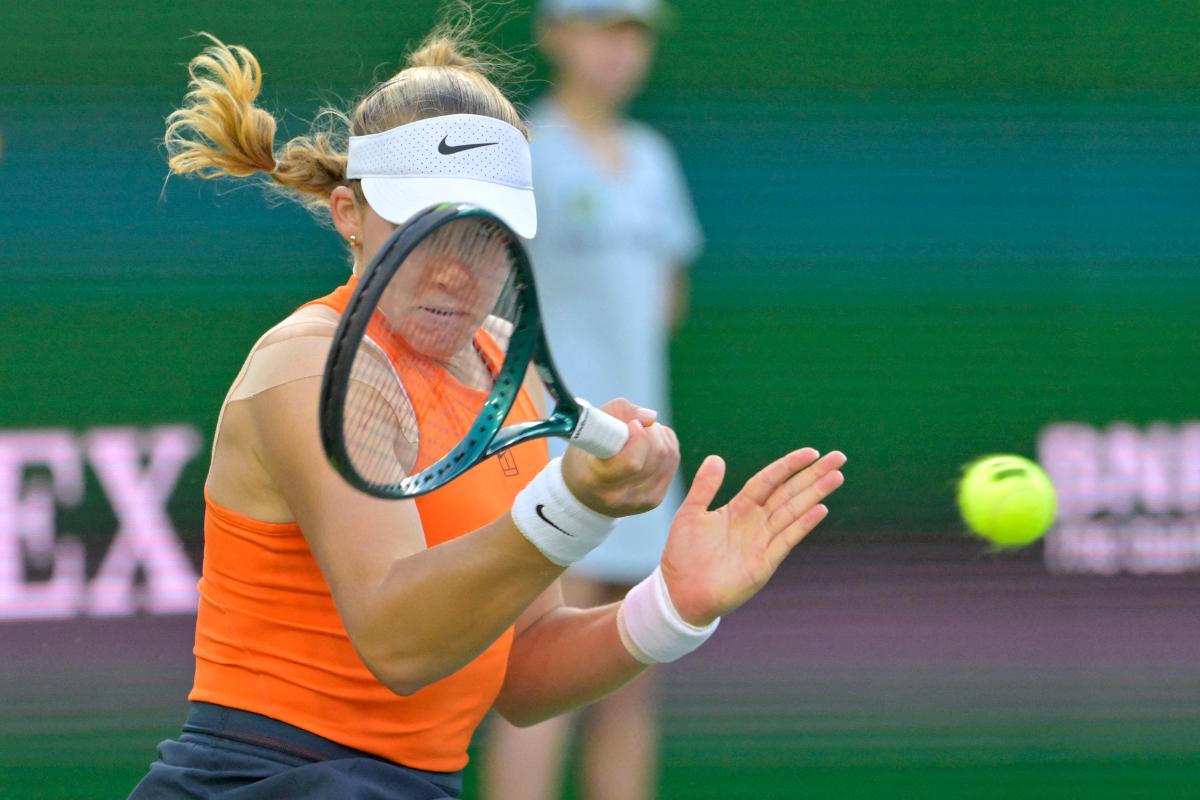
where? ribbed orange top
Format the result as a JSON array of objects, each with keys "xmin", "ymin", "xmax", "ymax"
[{"xmin": 190, "ymin": 279, "xmax": 548, "ymax": 771}]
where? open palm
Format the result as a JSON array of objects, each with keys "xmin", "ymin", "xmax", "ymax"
[{"xmin": 660, "ymin": 448, "xmax": 847, "ymax": 627}]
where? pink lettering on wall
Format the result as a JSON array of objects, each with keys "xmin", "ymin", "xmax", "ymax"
[
  {"xmin": 1039, "ymin": 421, "xmax": 1200, "ymax": 575},
  {"xmin": 0, "ymin": 431, "xmax": 86, "ymax": 619},
  {"xmin": 0, "ymin": 425, "xmax": 202, "ymax": 621}
]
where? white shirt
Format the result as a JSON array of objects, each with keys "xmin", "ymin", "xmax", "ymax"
[{"xmin": 528, "ymin": 98, "xmax": 703, "ymax": 582}]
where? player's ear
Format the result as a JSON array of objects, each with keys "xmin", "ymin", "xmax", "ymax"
[{"xmin": 330, "ymin": 185, "xmax": 362, "ymax": 242}]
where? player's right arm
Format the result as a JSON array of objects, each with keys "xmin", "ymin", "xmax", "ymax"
[{"xmin": 239, "ymin": 370, "xmax": 674, "ymax": 695}]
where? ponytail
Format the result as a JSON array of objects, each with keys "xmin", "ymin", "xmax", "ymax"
[
  {"xmin": 164, "ymin": 33, "xmax": 347, "ymax": 210},
  {"xmin": 165, "ymin": 7, "xmax": 528, "ymax": 218}
]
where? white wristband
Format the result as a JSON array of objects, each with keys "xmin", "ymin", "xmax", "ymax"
[
  {"xmin": 510, "ymin": 457, "xmax": 618, "ymax": 567},
  {"xmin": 617, "ymin": 566, "xmax": 720, "ymax": 665}
]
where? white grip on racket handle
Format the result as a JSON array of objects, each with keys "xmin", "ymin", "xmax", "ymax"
[{"xmin": 570, "ymin": 399, "xmax": 631, "ymax": 459}]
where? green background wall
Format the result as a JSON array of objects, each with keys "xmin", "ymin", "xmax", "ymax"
[
  {"xmin": 4, "ymin": 4, "xmax": 1200, "ymax": 799},
  {"xmin": 2, "ymin": 0, "xmax": 1198, "ymax": 552}
]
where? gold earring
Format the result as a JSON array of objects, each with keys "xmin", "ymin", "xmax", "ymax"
[{"xmin": 348, "ymin": 234, "xmax": 358, "ymax": 247}]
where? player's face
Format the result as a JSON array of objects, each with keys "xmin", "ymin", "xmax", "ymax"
[
  {"xmin": 546, "ymin": 20, "xmax": 655, "ymax": 107},
  {"xmin": 371, "ymin": 218, "xmax": 511, "ymax": 362}
]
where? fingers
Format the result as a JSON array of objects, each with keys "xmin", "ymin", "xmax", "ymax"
[
  {"xmin": 598, "ymin": 397, "xmax": 657, "ymax": 427},
  {"xmin": 563, "ymin": 403, "xmax": 679, "ymax": 517},
  {"xmin": 634, "ymin": 407, "xmax": 659, "ymax": 427},
  {"xmin": 618, "ymin": 417, "xmax": 650, "ymax": 472},
  {"xmin": 765, "ymin": 503, "xmax": 830, "ymax": 567},
  {"xmin": 563, "ymin": 414, "xmax": 649, "ymax": 486},
  {"xmin": 599, "ymin": 397, "xmax": 639, "ymax": 422},
  {"xmin": 767, "ymin": 467, "xmax": 844, "ymax": 533},
  {"xmin": 678, "ymin": 454, "xmax": 726, "ymax": 514},
  {"xmin": 623, "ymin": 417, "xmax": 677, "ymax": 471},
  {"xmin": 641, "ymin": 422, "xmax": 681, "ymax": 499},
  {"xmin": 765, "ymin": 450, "xmax": 848, "ymax": 517},
  {"xmin": 739, "ymin": 447, "xmax": 820, "ymax": 506}
]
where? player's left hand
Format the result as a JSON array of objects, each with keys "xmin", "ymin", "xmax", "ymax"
[{"xmin": 660, "ymin": 448, "xmax": 846, "ymax": 627}]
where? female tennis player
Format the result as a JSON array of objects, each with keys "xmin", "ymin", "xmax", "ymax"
[{"xmin": 128, "ymin": 22, "xmax": 846, "ymax": 800}]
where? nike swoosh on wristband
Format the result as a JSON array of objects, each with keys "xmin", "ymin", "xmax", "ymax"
[
  {"xmin": 438, "ymin": 136, "xmax": 499, "ymax": 155},
  {"xmin": 535, "ymin": 504, "xmax": 574, "ymax": 536}
]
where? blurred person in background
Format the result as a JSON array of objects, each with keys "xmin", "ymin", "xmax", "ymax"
[{"xmin": 482, "ymin": 1, "xmax": 703, "ymax": 798}]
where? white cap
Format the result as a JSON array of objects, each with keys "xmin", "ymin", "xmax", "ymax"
[
  {"xmin": 539, "ymin": 0, "xmax": 667, "ymax": 27},
  {"xmin": 345, "ymin": 114, "xmax": 537, "ymax": 238}
]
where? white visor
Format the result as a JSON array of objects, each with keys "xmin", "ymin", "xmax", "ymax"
[{"xmin": 346, "ymin": 114, "xmax": 537, "ymax": 238}]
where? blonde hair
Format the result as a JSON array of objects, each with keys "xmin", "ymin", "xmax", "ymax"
[{"xmin": 164, "ymin": 19, "xmax": 527, "ymax": 217}]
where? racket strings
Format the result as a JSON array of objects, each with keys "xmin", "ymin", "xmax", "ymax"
[
  {"xmin": 341, "ymin": 218, "xmax": 524, "ymax": 489},
  {"xmin": 343, "ymin": 341, "xmax": 414, "ymax": 484}
]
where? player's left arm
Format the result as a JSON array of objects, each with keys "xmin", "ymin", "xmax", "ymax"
[
  {"xmin": 494, "ymin": 447, "xmax": 847, "ymax": 726},
  {"xmin": 493, "ymin": 584, "xmax": 640, "ymax": 726}
]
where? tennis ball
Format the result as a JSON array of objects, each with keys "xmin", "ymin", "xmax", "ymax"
[{"xmin": 957, "ymin": 455, "xmax": 1057, "ymax": 547}]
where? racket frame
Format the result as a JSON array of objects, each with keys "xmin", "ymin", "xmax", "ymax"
[{"xmin": 320, "ymin": 203, "xmax": 595, "ymax": 499}]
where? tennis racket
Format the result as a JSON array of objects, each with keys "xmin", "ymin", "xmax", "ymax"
[{"xmin": 319, "ymin": 203, "xmax": 630, "ymax": 499}]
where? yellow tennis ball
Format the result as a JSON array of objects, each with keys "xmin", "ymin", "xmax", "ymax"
[{"xmin": 957, "ymin": 455, "xmax": 1057, "ymax": 547}]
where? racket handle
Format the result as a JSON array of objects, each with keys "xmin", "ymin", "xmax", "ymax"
[{"xmin": 570, "ymin": 399, "xmax": 631, "ymax": 459}]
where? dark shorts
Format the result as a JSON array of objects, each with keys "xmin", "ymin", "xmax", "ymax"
[{"xmin": 127, "ymin": 702, "xmax": 463, "ymax": 799}]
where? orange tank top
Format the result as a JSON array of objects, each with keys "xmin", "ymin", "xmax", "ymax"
[{"xmin": 189, "ymin": 278, "xmax": 549, "ymax": 771}]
